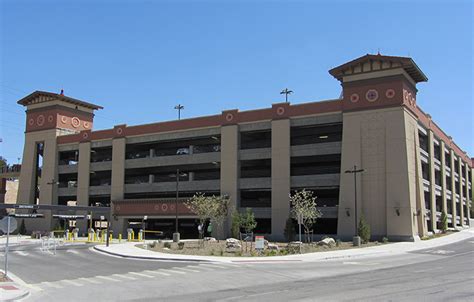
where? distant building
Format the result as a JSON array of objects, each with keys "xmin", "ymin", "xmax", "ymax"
[{"xmin": 13, "ymin": 54, "xmax": 473, "ymax": 240}]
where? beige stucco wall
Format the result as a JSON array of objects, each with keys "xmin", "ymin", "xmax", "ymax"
[
  {"xmin": 220, "ymin": 125, "xmax": 239, "ymax": 238},
  {"xmin": 338, "ymin": 107, "xmax": 421, "ymax": 241},
  {"xmin": 271, "ymin": 118, "xmax": 290, "ymax": 240}
]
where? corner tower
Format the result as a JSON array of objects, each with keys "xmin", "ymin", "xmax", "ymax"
[
  {"xmin": 330, "ymin": 54, "xmax": 428, "ymax": 241},
  {"xmin": 16, "ymin": 91, "xmax": 102, "ymax": 230}
]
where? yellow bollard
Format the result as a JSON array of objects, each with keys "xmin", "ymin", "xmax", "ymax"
[
  {"xmin": 109, "ymin": 234, "xmax": 113, "ymax": 242},
  {"xmin": 119, "ymin": 233, "xmax": 122, "ymax": 243}
]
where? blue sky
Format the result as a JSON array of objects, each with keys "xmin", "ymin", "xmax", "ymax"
[{"xmin": 0, "ymin": 0, "xmax": 472, "ymax": 164}]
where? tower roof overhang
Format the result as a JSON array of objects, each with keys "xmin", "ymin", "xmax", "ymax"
[
  {"xmin": 329, "ymin": 54, "xmax": 428, "ymax": 83},
  {"xmin": 17, "ymin": 91, "xmax": 103, "ymax": 110}
]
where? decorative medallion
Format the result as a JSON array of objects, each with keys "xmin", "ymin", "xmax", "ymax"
[
  {"xmin": 161, "ymin": 204, "xmax": 168, "ymax": 212},
  {"xmin": 385, "ymin": 89, "xmax": 395, "ymax": 99},
  {"xmin": 36, "ymin": 115, "xmax": 45, "ymax": 126},
  {"xmin": 115, "ymin": 205, "xmax": 121, "ymax": 211},
  {"xmin": 61, "ymin": 116, "xmax": 68, "ymax": 124},
  {"xmin": 276, "ymin": 107, "xmax": 285, "ymax": 116},
  {"xmin": 350, "ymin": 93, "xmax": 360, "ymax": 103},
  {"xmin": 28, "ymin": 118, "xmax": 35, "ymax": 126},
  {"xmin": 71, "ymin": 117, "xmax": 81, "ymax": 128},
  {"xmin": 154, "ymin": 205, "xmax": 160, "ymax": 211},
  {"xmin": 365, "ymin": 89, "xmax": 379, "ymax": 102},
  {"xmin": 82, "ymin": 132, "xmax": 89, "ymax": 139},
  {"xmin": 116, "ymin": 127, "xmax": 123, "ymax": 135},
  {"xmin": 83, "ymin": 121, "xmax": 90, "ymax": 129},
  {"xmin": 225, "ymin": 113, "xmax": 234, "ymax": 122},
  {"xmin": 47, "ymin": 115, "xmax": 54, "ymax": 123},
  {"xmin": 170, "ymin": 204, "xmax": 176, "ymax": 211}
]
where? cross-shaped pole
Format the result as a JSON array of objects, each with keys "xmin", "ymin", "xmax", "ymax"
[
  {"xmin": 174, "ymin": 104, "xmax": 184, "ymax": 120},
  {"xmin": 280, "ymin": 88, "xmax": 293, "ymax": 103}
]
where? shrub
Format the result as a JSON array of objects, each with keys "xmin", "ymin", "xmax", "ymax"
[
  {"xmin": 358, "ymin": 216, "xmax": 371, "ymax": 243},
  {"xmin": 231, "ymin": 210, "xmax": 241, "ymax": 239},
  {"xmin": 235, "ymin": 250, "xmax": 242, "ymax": 257},
  {"xmin": 178, "ymin": 242, "xmax": 185, "ymax": 250},
  {"xmin": 440, "ymin": 211, "xmax": 448, "ymax": 233},
  {"xmin": 209, "ymin": 250, "xmax": 214, "ymax": 256},
  {"xmin": 219, "ymin": 249, "xmax": 224, "ymax": 256},
  {"xmin": 382, "ymin": 237, "xmax": 389, "ymax": 244},
  {"xmin": 149, "ymin": 241, "xmax": 157, "ymax": 248},
  {"xmin": 284, "ymin": 217, "xmax": 296, "ymax": 242},
  {"xmin": 163, "ymin": 242, "xmax": 171, "ymax": 249}
]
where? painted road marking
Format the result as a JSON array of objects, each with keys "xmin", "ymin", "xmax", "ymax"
[
  {"xmin": 199, "ymin": 263, "xmax": 228, "ymax": 269},
  {"xmin": 175, "ymin": 267, "xmax": 200, "ymax": 273},
  {"xmin": 144, "ymin": 270, "xmax": 171, "ymax": 276},
  {"xmin": 79, "ymin": 277, "xmax": 102, "ymax": 284},
  {"xmin": 61, "ymin": 279, "xmax": 83, "ymax": 287},
  {"xmin": 160, "ymin": 269, "xmax": 186, "ymax": 275},
  {"xmin": 129, "ymin": 272, "xmax": 155, "ymax": 278},
  {"xmin": 66, "ymin": 249, "xmax": 80, "ymax": 254},
  {"xmin": 95, "ymin": 275, "xmax": 120, "ymax": 282},
  {"xmin": 40, "ymin": 281, "xmax": 63, "ymax": 289},
  {"xmin": 189, "ymin": 265, "xmax": 214, "ymax": 271},
  {"xmin": 13, "ymin": 251, "xmax": 29, "ymax": 256},
  {"xmin": 113, "ymin": 274, "xmax": 137, "ymax": 280}
]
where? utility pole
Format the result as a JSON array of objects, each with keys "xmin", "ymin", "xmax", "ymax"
[
  {"xmin": 345, "ymin": 165, "xmax": 364, "ymax": 246},
  {"xmin": 174, "ymin": 104, "xmax": 184, "ymax": 120},
  {"xmin": 280, "ymin": 88, "xmax": 293, "ymax": 103}
]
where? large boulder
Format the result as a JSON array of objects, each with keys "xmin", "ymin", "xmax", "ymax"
[
  {"xmin": 317, "ymin": 237, "xmax": 335, "ymax": 246},
  {"xmin": 225, "ymin": 238, "xmax": 242, "ymax": 251},
  {"xmin": 204, "ymin": 237, "xmax": 217, "ymax": 242},
  {"xmin": 267, "ymin": 243, "xmax": 279, "ymax": 251}
]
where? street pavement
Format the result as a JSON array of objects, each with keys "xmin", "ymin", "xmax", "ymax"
[{"xmin": 1, "ymin": 231, "xmax": 473, "ymax": 301}]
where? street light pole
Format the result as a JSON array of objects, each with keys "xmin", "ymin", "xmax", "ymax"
[
  {"xmin": 345, "ymin": 165, "xmax": 364, "ymax": 246},
  {"xmin": 174, "ymin": 104, "xmax": 184, "ymax": 120},
  {"xmin": 280, "ymin": 88, "xmax": 293, "ymax": 103}
]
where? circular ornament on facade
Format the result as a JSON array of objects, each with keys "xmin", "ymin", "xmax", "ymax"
[
  {"xmin": 365, "ymin": 89, "xmax": 379, "ymax": 102},
  {"xmin": 115, "ymin": 205, "xmax": 121, "ymax": 211},
  {"xmin": 225, "ymin": 113, "xmax": 234, "ymax": 122},
  {"xmin": 61, "ymin": 116, "xmax": 68, "ymax": 124},
  {"xmin": 385, "ymin": 89, "xmax": 395, "ymax": 99},
  {"xmin": 350, "ymin": 93, "xmax": 360, "ymax": 103},
  {"xmin": 161, "ymin": 204, "xmax": 168, "ymax": 212},
  {"xmin": 116, "ymin": 127, "xmax": 123, "ymax": 135},
  {"xmin": 83, "ymin": 121, "xmax": 90, "ymax": 129},
  {"xmin": 82, "ymin": 132, "xmax": 89, "ymax": 139},
  {"xmin": 71, "ymin": 117, "xmax": 81, "ymax": 128},
  {"xmin": 28, "ymin": 118, "xmax": 35, "ymax": 126},
  {"xmin": 276, "ymin": 107, "xmax": 285, "ymax": 116},
  {"xmin": 36, "ymin": 115, "xmax": 45, "ymax": 126},
  {"xmin": 154, "ymin": 205, "xmax": 160, "ymax": 211},
  {"xmin": 47, "ymin": 115, "xmax": 54, "ymax": 123},
  {"xmin": 170, "ymin": 204, "xmax": 175, "ymax": 211}
]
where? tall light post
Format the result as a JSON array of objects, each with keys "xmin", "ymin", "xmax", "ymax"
[
  {"xmin": 345, "ymin": 165, "xmax": 364, "ymax": 246},
  {"xmin": 280, "ymin": 88, "xmax": 293, "ymax": 103},
  {"xmin": 174, "ymin": 104, "xmax": 184, "ymax": 120},
  {"xmin": 170, "ymin": 169, "xmax": 187, "ymax": 242}
]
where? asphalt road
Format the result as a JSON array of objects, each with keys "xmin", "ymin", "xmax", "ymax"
[{"xmin": 2, "ymin": 237, "xmax": 473, "ymax": 301}]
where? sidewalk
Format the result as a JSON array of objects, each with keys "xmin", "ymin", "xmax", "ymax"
[
  {"xmin": 94, "ymin": 228, "xmax": 474, "ymax": 264},
  {"xmin": 0, "ymin": 271, "xmax": 29, "ymax": 302}
]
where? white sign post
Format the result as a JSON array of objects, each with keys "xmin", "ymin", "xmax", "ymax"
[
  {"xmin": 297, "ymin": 213, "xmax": 303, "ymax": 243},
  {"xmin": 0, "ymin": 216, "xmax": 18, "ymax": 278},
  {"xmin": 255, "ymin": 236, "xmax": 264, "ymax": 251}
]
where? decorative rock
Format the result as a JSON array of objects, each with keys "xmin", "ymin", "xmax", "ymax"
[
  {"xmin": 226, "ymin": 238, "xmax": 240, "ymax": 244},
  {"xmin": 204, "ymin": 237, "xmax": 217, "ymax": 241},
  {"xmin": 267, "ymin": 243, "xmax": 279, "ymax": 251},
  {"xmin": 317, "ymin": 238, "xmax": 335, "ymax": 246}
]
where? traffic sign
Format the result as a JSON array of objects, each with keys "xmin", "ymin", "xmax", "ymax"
[{"xmin": 0, "ymin": 216, "xmax": 17, "ymax": 234}]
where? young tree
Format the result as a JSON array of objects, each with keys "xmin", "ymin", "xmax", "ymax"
[
  {"xmin": 185, "ymin": 193, "xmax": 230, "ymax": 240},
  {"xmin": 230, "ymin": 209, "xmax": 241, "ymax": 239},
  {"xmin": 290, "ymin": 189, "xmax": 321, "ymax": 242},
  {"xmin": 240, "ymin": 208, "xmax": 257, "ymax": 234},
  {"xmin": 358, "ymin": 216, "xmax": 371, "ymax": 243},
  {"xmin": 440, "ymin": 211, "xmax": 448, "ymax": 233}
]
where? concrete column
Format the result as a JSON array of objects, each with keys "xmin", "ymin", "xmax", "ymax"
[
  {"xmin": 450, "ymin": 150, "xmax": 457, "ymax": 226},
  {"xmin": 111, "ymin": 138, "xmax": 126, "ymax": 201},
  {"xmin": 76, "ymin": 142, "xmax": 91, "ymax": 233},
  {"xmin": 110, "ymin": 137, "xmax": 126, "ymax": 237},
  {"xmin": 465, "ymin": 162, "xmax": 471, "ymax": 222},
  {"xmin": 188, "ymin": 172, "xmax": 194, "ymax": 181},
  {"xmin": 428, "ymin": 131, "xmax": 437, "ymax": 232},
  {"xmin": 220, "ymin": 125, "xmax": 239, "ymax": 238},
  {"xmin": 149, "ymin": 148, "xmax": 155, "ymax": 158},
  {"xmin": 149, "ymin": 174, "xmax": 155, "ymax": 184},
  {"xmin": 271, "ymin": 119, "xmax": 290, "ymax": 241},
  {"xmin": 458, "ymin": 158, "xmax": 464, "ymax": 226},
  {"xmin": 440, "ymin": 142, "xmax": 447, "ymax": 214}
]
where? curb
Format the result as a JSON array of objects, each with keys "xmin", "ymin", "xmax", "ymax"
[
  {"xmin": 0, "ymin": 270, "xmax": 30, "ymax": 302},
  {"xmin": 93, "ymin": 246, "xmax": 213, "ymax": 263}
]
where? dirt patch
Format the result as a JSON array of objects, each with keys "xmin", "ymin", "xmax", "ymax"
[
  {"xmin": 140, "ymin": 240, "xmax": 385, "ymax": 257},
  {"xmin": 0, "ymin": 272, "xmax": 12, "ymax": 282}
]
